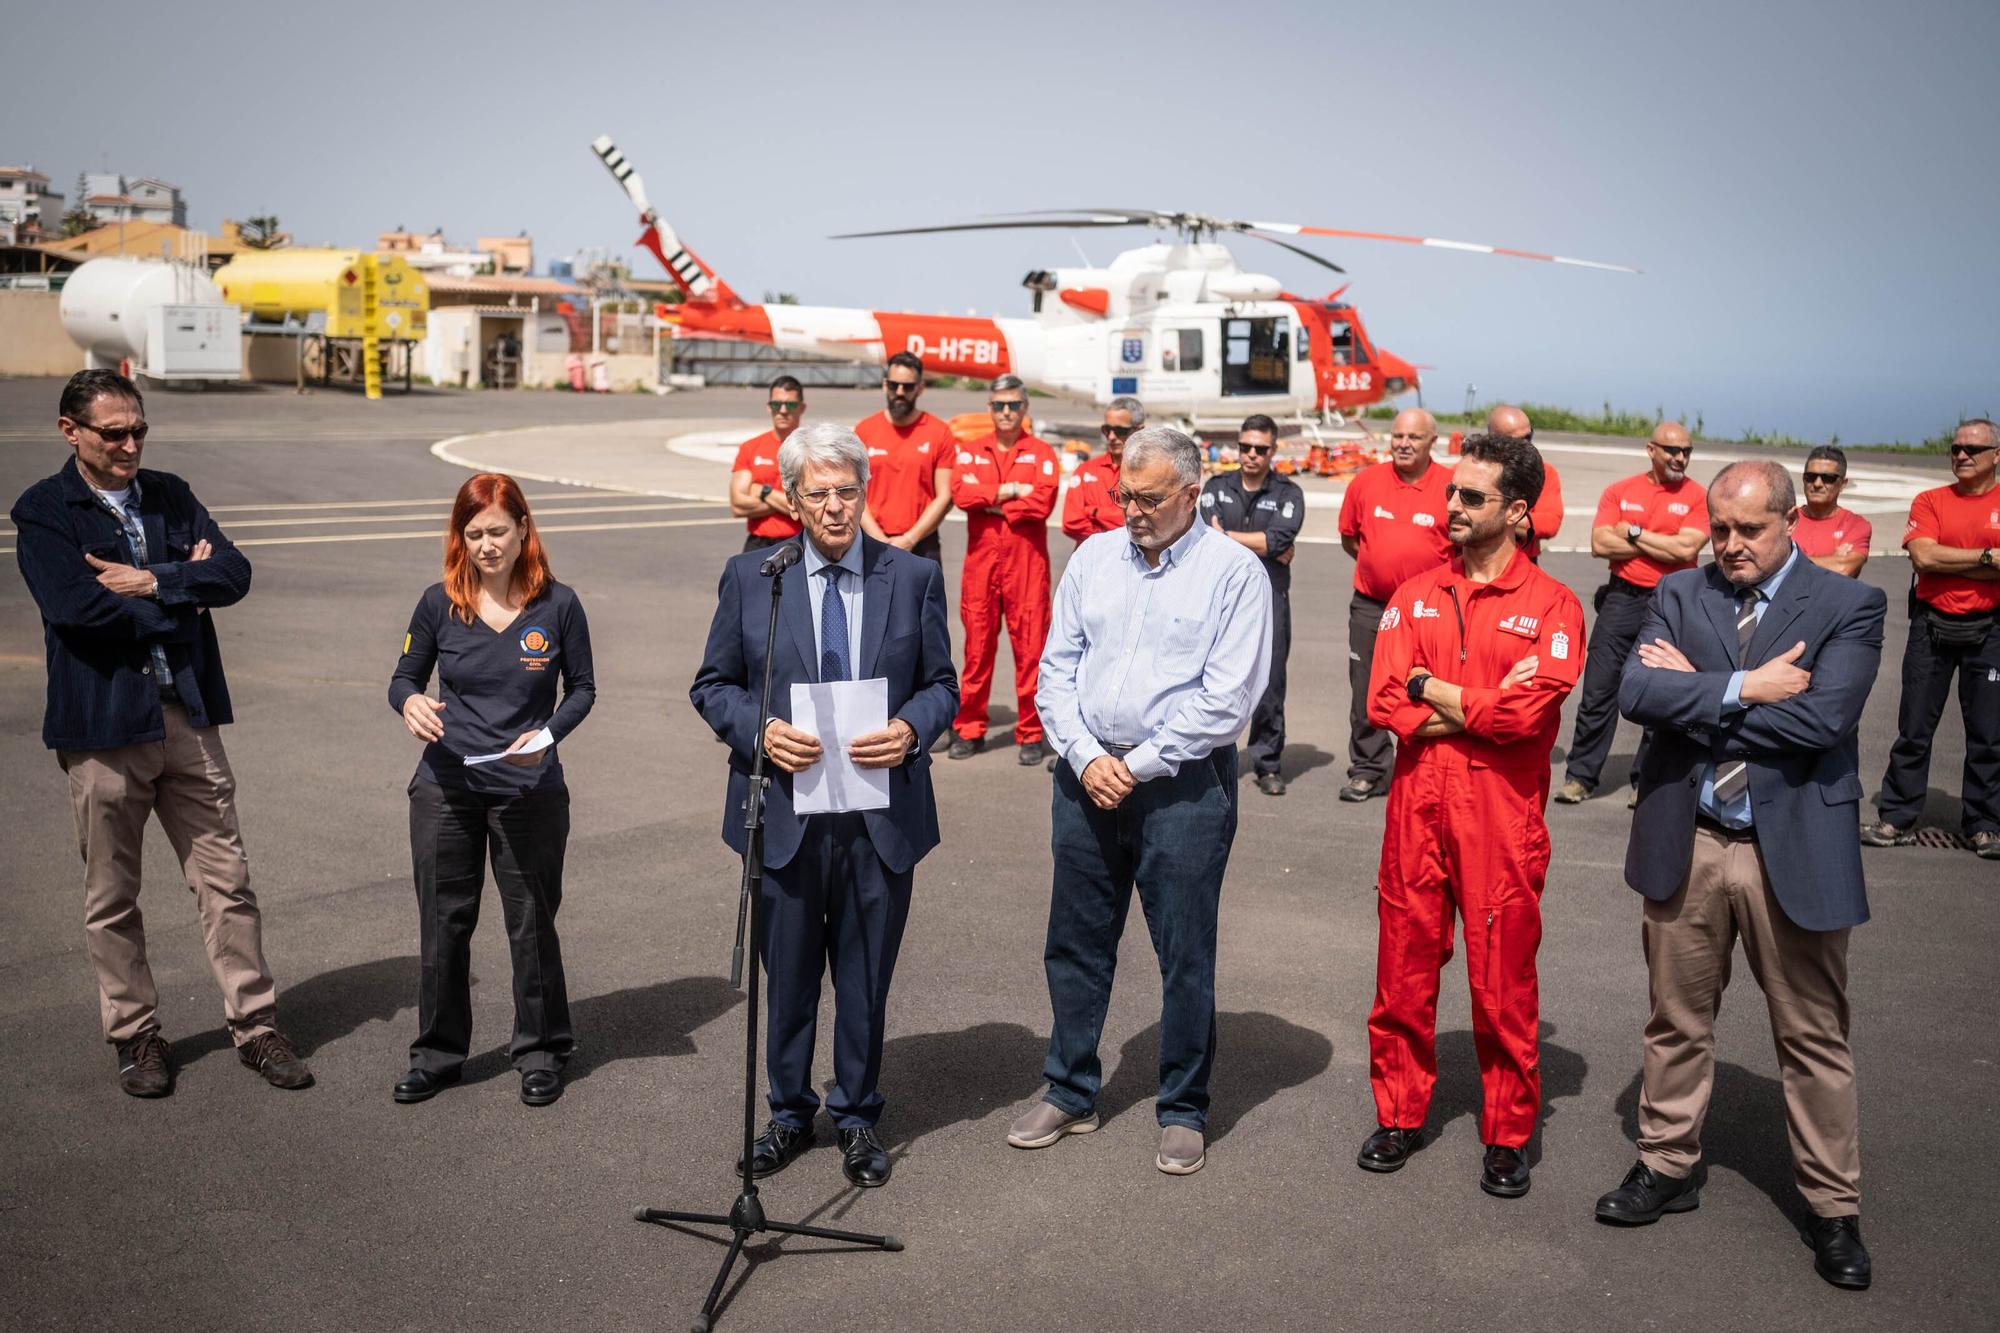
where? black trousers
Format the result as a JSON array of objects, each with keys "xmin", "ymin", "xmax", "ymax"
[
  {"xmin": 1247, "ymin": 587, "xmax": 1292, "ymax": 777},
  {"xmin": 743, "ymin": 532, "xmax": 791, "ymax": 553},
  {"xmin": 900, "ymin": 531, "xmax": 943, "ymax": 564},
  {"xmin": 1876, "ymin": 600, "xmax": 2000, "ymax": 835},
  {"xmin": 408, "ymin": 777, "xmax": 573, "ymax": 1074},
  {"xmin": 1565, "ymin": 576, "xmax": 1655, "ymax": 790},
  {"xmin": 1347, "ymin": 593, "xmax": 1393, "ymax": 783}
]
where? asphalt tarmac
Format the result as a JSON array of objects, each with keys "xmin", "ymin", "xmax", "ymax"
[{"xmin": 1, "ymin": 379, "xmax": 1992, "ymax": 1333}]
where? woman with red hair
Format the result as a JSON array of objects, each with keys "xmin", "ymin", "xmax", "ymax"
[{"xmin": 387, "ymin": 473, "xmax": 596, "ymax": 1107}]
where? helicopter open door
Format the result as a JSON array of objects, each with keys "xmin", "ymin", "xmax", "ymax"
[{"xmin": 1219, "ymin": 316, "xmax": 1290, "ymax": 397}]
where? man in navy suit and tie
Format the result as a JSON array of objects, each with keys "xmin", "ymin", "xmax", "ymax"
[
  {"xmin": 692, "ymin": 421, "xmax": 958, "ymax": 1189},
  {"xmin": 1596, "ymin": 460, "xmax": 1884, "ymax": 1291}
]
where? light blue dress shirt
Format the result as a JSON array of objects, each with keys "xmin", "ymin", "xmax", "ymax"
[
  {"xmin": 1699, "ymin": 544, "xmax": 1801, "ymax": 828},
  {"xmin": 802, "ymin": 536, "xmax": 865, "ymax": 674},
  {"xmin": 1038, "ymin": 518, "xmax": 1272, "ymax": 781}
]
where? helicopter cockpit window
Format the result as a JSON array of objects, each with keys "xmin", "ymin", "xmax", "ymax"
[
  {"xmin": 1328, "ymin": 321, "xmax": 1354, "ymax": 366},
  {"xmin": 1225, "ymin": 320, "xmax": 1250, "ymax": 367},
  {"xmin": 1174, "ymin": 328, "xmax": 1203, "ymax": 372},
  {"xmin": 1296, "ymin": 321, "xmax": 1310, "ymax": 361}
]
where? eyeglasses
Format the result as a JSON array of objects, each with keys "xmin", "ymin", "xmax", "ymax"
[
  {"xmin": 1444, "ymin": 482, "xmax": 1509, "ymax": 509},
  {"xmin": 1803, "ymin": 471, "xmax": 1844, "ymax": 486},
  {"xmin": 1652, "ymin": 444, "xmax": 1691, "ymax": 459},
  {"xmin": 1239, "ymin": 444, "xmax": 1274, "ymax": 455},
  {"xmin": 797, "ymin": 485, "xmax": 862, "ymax": 508},
  {"xmin": 1115, "ymin": 487, "xmax": 1183, "ymax": 513},
  {"xmin": 77, "ymin": 420, "xmax": 149, "ymax": 444},
  {"xmin": 884, "ymin": 380, "xmax": 921, "ymax": 395},
  {"xmin": 989, "ymin": 400, "xmax": 1026, "ymax": 414},
  {"xmin": 1388, "ymin": 432, "xmax": 1433, "ymax": 443},
  {"xmin": 767, "ymin": 399, "xmax": 802, "ymax": 413},
  {"xmin": 1101, "ymin": 424, "xmax": 1135, "ymax": 440},
  {"xmin": 1949, "ymin": 443, "xmax": 1997, "ymax": 458}
]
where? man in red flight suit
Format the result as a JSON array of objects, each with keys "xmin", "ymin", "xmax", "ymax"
[
  {"xmin": 948, "ymin": 375, "xmax": 1060, "ymax": 765},
  {"xmin": 1356, "ymin": 431, "xmax": 1585, "ymax": 1200},
  {"xmin": 857, "ymin": 351, "xmax": 956, "ymax": 563},
  {"xmin": 1061, "ymin": 396, "xmax": 1143, "ymax": 544}
]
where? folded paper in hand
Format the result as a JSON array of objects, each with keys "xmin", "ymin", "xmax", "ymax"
[
  {"xmin": 791, "ymin": 678, "xmax": 891, "ymax": 814},
  {"xmin": 463, "ymin": 727, "xmax": 554, "ymax": 767}
]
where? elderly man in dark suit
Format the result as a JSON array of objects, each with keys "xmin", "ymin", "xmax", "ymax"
[
  {"xmin": 692, "ymin": 421, "xmax": 958, "ymax": 1189},
  {"xmin": 1596, "ymin": 459, "xmax": 1884, "ymax": 1291}
]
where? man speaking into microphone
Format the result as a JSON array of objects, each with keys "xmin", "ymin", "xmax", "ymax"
[{"xmin": 692, "ymin": 422, "xmax": 958, "ymax": 1190}]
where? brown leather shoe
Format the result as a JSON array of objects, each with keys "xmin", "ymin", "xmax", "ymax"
[
  {"xmin": 116, "ymin": 1031, "xmax": 173, "ymax": 1098},
  {"xmin": 239, "ymin": 1030, "xmax": 314, "ymax": 1090}
]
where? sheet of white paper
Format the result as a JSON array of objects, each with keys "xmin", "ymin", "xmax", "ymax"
[
  {"xmin": 463, "ymin": 726, "xmax": 555, "ymax": 767},
  {"xmin": 790, "ymin": 678, "xmax": 891, "ymax": 814}
]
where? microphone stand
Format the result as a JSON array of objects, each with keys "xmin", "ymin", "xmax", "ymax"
[{"xmin": 635, "ymin": 544, "xmax": 901, "ymax": 1333}]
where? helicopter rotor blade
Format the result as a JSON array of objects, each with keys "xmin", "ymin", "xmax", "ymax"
[
  {"xmin": 1249, "ymin": 220, "xmax": 1639, "ymax": 274},
  {"xmin": 1240, "ymin": 230, "xmax": 1346, "ymax": 275},
  {"xmin": 830, "ymin": 218, "xmax": 1144, "ymax": 239}
]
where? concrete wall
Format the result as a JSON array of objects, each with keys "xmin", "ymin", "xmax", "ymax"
[{"xmin": 0, "ymin": 290, "xmax": 87, "ymax": 376}]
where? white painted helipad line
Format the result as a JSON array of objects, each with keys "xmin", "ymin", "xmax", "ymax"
[{"xmin": 215, "ymin": 501, "xmax": 714, "ymax": 530}]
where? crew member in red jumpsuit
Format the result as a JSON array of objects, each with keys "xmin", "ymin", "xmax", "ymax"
[
  {"xmin": 1356, "ymin": 431, "xmax": 1584, "ymax": 1200},
  {"xmin": 1061, "ymin": 396, "xmax": 1143, "ymax": 544},
  {"xmin": 948, "ymin": 375, "xmax": 1059, "ymax": 765}
]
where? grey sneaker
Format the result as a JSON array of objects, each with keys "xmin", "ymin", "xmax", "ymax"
[
  {"xmin": 1971, "ymin": 830, "xmax": 2000, "ymax": 861},
  {"xmin": 1157, "ymin": 1125, "xmax": 1206, "ymax": 1175},
  {"xmin": 1858, "ymin": 820, "xmax": 1915, "ymax": 848},
  {"xmin": 1006, "ymin": 1099, "xmax": 1099, "ymax": 1149}
]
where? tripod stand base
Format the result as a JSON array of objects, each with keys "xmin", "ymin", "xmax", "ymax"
[{"xmin": 635, "ymin": 1191, "xmax": 903, "ymax": 1332}]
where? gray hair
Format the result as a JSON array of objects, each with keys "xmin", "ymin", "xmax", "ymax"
[
  {"xmin": 1710, "ymin": 459, "xmax": 1795, "ymax": 515},
  {"xmin": 778, "ymin": 421, "xmax": 870, "ymax": 494},
  {"xmin": 1123, "ymin": 425, "xmax": 1202, "ymax": 486},
  {"xmin": 990, "ymin": 373, "xmax": 1026, "ymax": 395},
  {"xmin": 1107, "ymin": 395, "xmax": 1147, "ymax": 425}
]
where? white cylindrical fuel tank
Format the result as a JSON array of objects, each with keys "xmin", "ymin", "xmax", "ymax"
[{"xmin": 60, "ymin": 258, "xmax": 227, "ymax": 367}]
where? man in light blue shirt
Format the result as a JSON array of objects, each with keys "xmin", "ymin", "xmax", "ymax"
[{"xmin": 1007, "ymin": 426, "xmax": 1270, "ymax": 1177}]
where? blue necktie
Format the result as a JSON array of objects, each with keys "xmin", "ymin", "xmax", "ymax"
[{"xmin": 818, "ymin": 565, "xmax": 851, "ymax": 682}]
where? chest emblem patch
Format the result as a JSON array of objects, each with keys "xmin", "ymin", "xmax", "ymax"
[{"xmin": 1497, "ymin": 614, "xmax": 1540, "ymax": 638}]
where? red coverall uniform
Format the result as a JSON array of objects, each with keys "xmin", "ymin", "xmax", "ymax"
[
  {"xmin": 1061, "ymin": 452, "xmax": 1124, "ymax": 544},
  {"xmin": 1365, "ymin": 547, "xmax": 1584, "ymax": 1147},
  {"xmin": 949, "ymin": 431, "xmax": 1060, "ymax": 742}
]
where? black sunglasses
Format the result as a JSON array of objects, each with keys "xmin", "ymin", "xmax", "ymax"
[
  {"xmin": 1803, "ymin": 471, "xmax": 1843, "ymax": 485},
  {"xmin": 1239, "ymin": 443, "xmax": 1274, "ymax": 455},
  {"xmin": 1653, "ymin": 444, "xmax": 1691, "ymax": 459},
  {"xmin": 1444, "ymin": 482, "xmax": 1509, "ymax": 509},
  {"xmin": 78, "ymin": 420, "xmax": 149, "ymax": 444},
  {"xmin": 989, "ymin": 400, "xmax": 1026, "ymax": 414},
  {"xmin": 1101, "ymin": 424, "xmax": 1135, "ymax": 439},
  {"xmin": 884, "ymin": 380, "xmax": 921, "ymax": 394},
  {"xmin": 767, "ymin": 399, "xmax": 802, "ymax": 412},
  {"xmin": 1949, "ymin": 443, "xmax": 1997, "ymax": 458}
]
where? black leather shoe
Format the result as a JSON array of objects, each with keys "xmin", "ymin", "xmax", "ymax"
[
  {"xmin": 520, "ymin": 1069, "xmax": 562, "ymax": 1106},
  {"xmin": 116, "ymin": 1031, "xmax": 174, "ymax": 1099},
  {"xmin": 1480, "ymin": 1144, "xmax": 1531, "ymax": 1198},
  {"xmin": 1594, "ymin": 1159, "xmax": 1700, "ymax": 1224},
  {"xmin": 1338, "ymin": 777, "xmax": 1379, "ymax": 803},
  {"xmin": 1809, "ymin": 1215, "xmax": 1872, "ymax": 1290},
  {"xmin": 947, "ymin": 736, "xmax": 985, "ymax": 760},
  {"xmin": 837, "ymin": 1127, "xmax": 891, "ymax": 1188},
  {"xmin": 393, "ymin": 1067, "xmax": 460, "ymax": 1104},
  {"xmin": 1256, "ymin": 772, "xmax": 1288, "ymax": 796},
  {"xmin": 739, "ymin": 1120, "xmax": 814, "ymax": 1179},
  {"xmin": 1356, "ymin": 1125, "xmax": 1425, "ymax": 1173},
  {"xmin": 1017, "ymin": 740, "xmax": 1049, "ymax": 767}
]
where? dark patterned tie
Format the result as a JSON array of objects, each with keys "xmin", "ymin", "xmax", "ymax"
[
  {"xmin": 818, "ymin": 565, "xmax": 851, "ymax": 682},
  {"xmin": 1711, "ymin": 586, "xmax": 1761, "ymax": 805}
]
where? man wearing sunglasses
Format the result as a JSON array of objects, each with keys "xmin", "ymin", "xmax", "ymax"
[
  {"xmin": 1791, "ymin": 446, "xmax": 1871, "ymax": 578},
  {"xmin": 1486, "ymin": 404, "xmax": 1564, "ymax": 561},
  {"xmin": 1337, "ymin": 407, "xmax": 1453, "ymax": 803},
  {"xmin": 11, "ymin": 369, "xmax": 313, "ymax": 1099},
  {"xmin": 729, "ymin": 375, "xmax": 805, "ymax": 552},
  {"xmin": 1061, "ymin": 396, "xmax": 1142, "ymax": 545},
  {"xmin": 946, "ymin": 375, "xmax": 1060, "ymax": 764},
  {"xmin": 1555, "ymin": 421, "xmax": 1709, "ymax": 805},
  {"xmin": 1360, "ymin": 432, "xmax": 1582, "ymax": 1199},
  {"xmin": 1200, "ymin": 414, "xmax": 1306, "ymax": 795},
  {"xmin": 856, "ymin": 351, "xmax": 955, "ymax": 563},
  {"xmin": 1863, "ymin": 418, "xmax": 2000, "ymax": 859}
]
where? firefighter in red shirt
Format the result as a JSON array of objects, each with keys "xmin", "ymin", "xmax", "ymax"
[
  {"xmin": 857, "ymin": 351, "xmax": 955, "ymax": 563},
  {"xmin": 1862, "ymin": 418, "xmax": 2000, "ymax": 859},
  {"xmin": 1792, "ymin": 445, "xmax": 1872, "ymax": 578},
  {"xmin": 1487, "ymin": 405, "xmax": 1563, "ymax": 561},
  {"xmin": 1356, "ymin": 432, "xmax": 1584, "ymax": 1198},
  {"xmin": 1061, "ymin": 397, "xmax": 1142, "ymax": 544},
  {"xmin": 729, "ymin": 375, "xmax": 805, "ymax": 552},
  {"xmin": 947, "ymin": 375, "xmax": 1060, "ymax": 764}
]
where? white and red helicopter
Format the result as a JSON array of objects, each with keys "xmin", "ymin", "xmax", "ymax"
[{"xmin": 592, "ymin": 135, "xmax": 1635, "ymax": 429}]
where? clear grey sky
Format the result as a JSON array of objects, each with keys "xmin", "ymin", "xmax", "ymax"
[{"xmin": 14, "ymin": 0, "xmax": 1997, "ymax": 442}]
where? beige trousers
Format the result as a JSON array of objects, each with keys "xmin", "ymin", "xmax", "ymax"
[
  {"xmin": 58, "ymin": 705, "xmax": 277, "ymax": 1046},
  {"xmin": 1638, "ymin": 824, "xmax": 1860, "ymax": 1217}
]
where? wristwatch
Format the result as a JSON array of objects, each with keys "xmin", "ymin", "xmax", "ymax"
[
  {"xmin": 1981, "ymin": 547, "xmax": 1994, "ymax": 568},
  {"xmin": 759, "ymin": 483, "xmax": 773, "ymax": 501},
  {"xmin": 1626, "ymin": 523, "xmax": 1642, "ymax": 541},
  {"xmin": 1406, "ymin": 673, "xmax": 1432, "ymax": 704}
]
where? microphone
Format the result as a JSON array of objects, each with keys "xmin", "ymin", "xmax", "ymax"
[{"xmin": 759, "ymin": 541, "xmax": 804, "ymax": 577}]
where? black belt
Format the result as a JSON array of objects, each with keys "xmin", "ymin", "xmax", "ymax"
[{"xmin": 1695, "ymin": 812, "xmax": 1756, "ymax": 842}]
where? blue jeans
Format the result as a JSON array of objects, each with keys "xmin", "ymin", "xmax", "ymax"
[{"xmin": 1041, "ymin": 747, "xmax": 1238, "ymax": 1130}]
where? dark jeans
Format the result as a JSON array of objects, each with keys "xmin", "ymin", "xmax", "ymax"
[
  {"xmin": 1565, "ymin": 576, "xmax": 1655, "ymax": 790},
  {"xmin": 408, "ymin": 777, "xmax": 572, "ymax": 1074},
  {"xmin": 759, "ymin": 812, "xmax": 913, "ymax": 1130},
  {"xmin": 1348, "ymin": 593, "xmax": 1393, "ymax": 783},
  {"xmin": 1876, "ymin": 599, "xmax": 2000, "ymax": 835},
  {"xmin": 1043, "ymin": 747, "xmax": 1238, "ymax": 1130},
  {"xmin": 1247, "ymin": 588, "xmax": 1292, "ymax": 777}
]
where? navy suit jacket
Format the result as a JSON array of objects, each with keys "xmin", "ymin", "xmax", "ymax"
[
  {"xmin": 1619, "ymin": 550, "xmax": 1885, "ymax": 931},
  {"xmin": 690, "ymin": 536, "xmax": 959, "ymax": 874}
]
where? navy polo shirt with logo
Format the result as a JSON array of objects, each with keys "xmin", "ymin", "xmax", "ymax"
[
  {"xmin": 1199, "ymin": 470, "xmax": 1307, "ymax": 595},
  {"xmin": 389, "ymin": 580, "xmax": 596, "ymax": 794}
]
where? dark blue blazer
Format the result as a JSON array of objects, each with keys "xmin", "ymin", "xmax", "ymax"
[
  {"xmin": 690, "ymin": 537, "xmax": 958, "ymax": 874},
  {"xmin": 1619, "ymin": 550, "xmax": 1885, "ymax": 931}
]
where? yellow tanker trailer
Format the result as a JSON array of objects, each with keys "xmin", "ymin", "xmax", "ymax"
[{"xmin": 213, "ymin": 250, "xmax": 427, "ymax": 398}]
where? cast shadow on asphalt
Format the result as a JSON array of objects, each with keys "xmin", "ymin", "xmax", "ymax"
[
  {"xmin": 1612, "ymin": 1061, "xmax": 1814, "ymax": 1236},
  {"xmin": 1427, "ymin": 1022, "xmax": 1588, "ymax": 1167},
  {"xmin": 1090, "ymin": 1010, "xmax": 1335, "ymax": 1144},
  {"xmin": 1266, "ymin": 743, "xmax": 1338, "ymax": 780},
  {"xmin": 162, "ymin": 954, "xmax": 422, "ymax": 1066}
]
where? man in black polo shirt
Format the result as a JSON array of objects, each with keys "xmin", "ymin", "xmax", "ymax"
[{"xmin": 1200, "ymin": 414, "xmax": 1306, "ymax": 794}]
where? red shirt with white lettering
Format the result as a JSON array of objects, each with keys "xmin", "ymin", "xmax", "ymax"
[
  {"xmin": 732, "ymin": 431, "xmax": 802, "ymax": 540},
  {"xmin": 856, "ymin": 410, "xmax": 955, "ymax": 536},
  {"xmin": 1062, "ymin": 452, "xmax": 1124, "ymax": 543},
  {"xmin": 1903, "ymin": 483, "xmax": 2000, "ymax": 614},
  {"xmin": 1791, "ymin": 507, "xmax": 1871, "ymax": 563},
  {"xmin": 1593, "ymin": 472, "xmax": 1709, "ymax": 589},
  {"xmin": 1338, "ymin": 459, "xmax": 1452, "ymax": 602}
]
